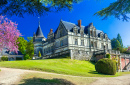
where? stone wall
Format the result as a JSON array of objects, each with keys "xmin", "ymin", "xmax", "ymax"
[{"xmin": 70, "ymin": 50, "xmax": 91, "ymax": 60}]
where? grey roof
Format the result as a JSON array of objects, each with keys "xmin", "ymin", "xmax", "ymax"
[
  {"xmin": 36, "ymin": 25, "xmax": 44, "ymax": 37},
  {"xmin": 55, "ymin": 20, "xmax": 107, "ymax": 38}
]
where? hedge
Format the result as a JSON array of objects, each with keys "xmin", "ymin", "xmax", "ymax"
[
  {"xmin": 95, "ymin": 58, "xmax": 117, "ymax": 75},
  {"xmin": 1, "ymin": 56, "xmax": 8, "ymax": 61}
]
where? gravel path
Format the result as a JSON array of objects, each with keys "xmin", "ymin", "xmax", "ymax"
[{"xmin": 0, "ymin": 67, "xmax": 130, "ymax": 85}]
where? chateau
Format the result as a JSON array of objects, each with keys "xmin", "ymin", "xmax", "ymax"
[{"xmin": 33, "ymin": 19, "xmax": 112, "ymax": 59}]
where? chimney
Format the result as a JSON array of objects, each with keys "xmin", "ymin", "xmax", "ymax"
[
  {"xmin": 50, "ymin": 29, "xmax": 53, "ymax": 33},
  {"xmin": 78, "ymin": 20, "xmax": 81, "ymax": 28}
]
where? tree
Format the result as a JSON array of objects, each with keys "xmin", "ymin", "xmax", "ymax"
[
  {"xmin": 26, "ymin": 37, "xmax": 34, "ymax": 59},
  {"xmin": 95, "ymin": 0, "xmax": 130, "ymax": 21},
  {"xmin": 114, "ymin": 40, "xmax": 121, "ymax": 50},
  {"xmin": 111, "ymin": 38, "xmax": 117, "ymax": 49},
  {"xmin": 16, "ymin": 37, "xmax": 27, "ymax": 54},
  {"xmin": 38, "ymin": 51, "xmax": 41, "ymax": 57},
  {"xmin": 0, "ymin": 15, "xmax": 21, "ymax": 53},
  {"xmin": 117, "ymin": 33, "xmax": 123, "ymax": 48},
  {"xmin": 0, "ymin": 0, "xmax": 81, "ymax": 17}
]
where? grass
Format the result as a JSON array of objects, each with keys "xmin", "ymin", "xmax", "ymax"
[
  {"xmin": 19, "ymin": 72, "xmax": 96, "ymax": 85},
  {"xmin": 0, "ymin": 58, "xmax": 130, "ymax": 77}
]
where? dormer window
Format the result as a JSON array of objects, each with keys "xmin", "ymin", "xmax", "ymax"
[
  {"xmin": 90, "ymin": 30, "xmax": 93, "ymax": 37},
  {"xmin": 73, "ymin": 26, "xmax": 78, "ymax": 35},
  {"xmin": 80, "ymin": 31, "xmax": 84, "ymax": 37}
]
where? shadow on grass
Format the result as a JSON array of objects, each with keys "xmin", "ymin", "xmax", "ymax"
[
  {"xmin": 88, "ymin": 61, "xmax": 96, "ymax": 65},
  {"xmin": 19, "ymin": 77, "xmax": 74, "ymax": 85}
]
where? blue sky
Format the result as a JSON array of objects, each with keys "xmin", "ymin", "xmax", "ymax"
[{"xmin": 8, "ymin": 0, "xmax": 130, "ymax": 47}]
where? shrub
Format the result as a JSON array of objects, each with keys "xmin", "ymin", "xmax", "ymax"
[
  {"xmin": 106, "ymin": 54, "xmax": 111, "ymax": 59},
  {"xmin": 1, "ymin": 56, "xmax": 8, "ymax": 61},
  {"xmin": 24, "ymin": 54, "xmax": 30, "ymax": 60},
  {"xmin": 95, "ymin": 58, "xmax": 117, "ymax": 75}
]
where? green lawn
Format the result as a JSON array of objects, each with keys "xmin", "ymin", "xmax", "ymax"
[{"xmin": 0, "ymin": 58, "xmax": 130, "ymax": 77}]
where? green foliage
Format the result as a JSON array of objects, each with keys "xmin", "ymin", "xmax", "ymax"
[
  {"xmin": 17, "ymin": 37, "xmax": 27, "ymax": 55},
  {"xmin": 0, "ymin": 0, "xmax": 81, "ymax": 17},
  {"xmin": 117, "ymin": 33, "xmax": 123, "ymax": 48},
  {"xmin": 111, "ymin": 34, "xmax": 128, "ymax": 53},
  {"xmin": 26, "ymin": 37, "xmax": 34, "ymax": 59},
  {"xmin": 24, "ymin": 54, "xmax": 30, "ymax": 60},
  {"xmin": 94, "ymin": 0, "xmax": 130, "ymax": 21},
  {"xmin": 95, "ymin": 58, "xmax": 117, "ymax": 75},
  {"xmin": 1, "ymin": 56, "xmax": 8, "ymax": 61},
  {"xmin": 38, "ymin": 51, "xmax": 41, "ymax": 57},
  {"xmin": 106, "ymin": 54, "xmax": 111, "ymax": 59}
]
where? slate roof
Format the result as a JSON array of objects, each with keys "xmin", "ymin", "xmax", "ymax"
[
  {"xmin": 36, "ymin": 25, "xmax": 44, "ymax": 37},
  {"xmin": 61, "ymin": 20, "xmax": 105, "ymax": 37}
]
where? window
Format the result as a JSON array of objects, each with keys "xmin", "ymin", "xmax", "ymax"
[
  {"xmin": 60, "ymin": 40, "xmax": 63, "ymax": 46},
  {"xmin": 94, "ymin": 42, "xmax": 97, "ymax": 48},
  {"xmin": 101, "ymin": 43, "xmax": 104, "ymax": 49},
  {"xmin": 90, "ymin": 31, "xmax": 92, "ymax": 36},
  {"xmin": 81, "ymin": 40, "xmax": 84, "ymax": 46},
  {"xmin": 106, "ymin": 44, "xmax": 108, "ymax": 49},
  {"xmin": 81, "ymin": 31, "xmax": 84, "ymax": 37},
  {"xmin": 74, "ymin": 29, "xmax": 78, "ymax": 35},
  {"xmin": 91, "ymin": 41, "xmax": 93, "ymax": 47},
  {"xmin": 75, "ymin": 39, "xmax": 78, "ymax": 45},
  {"xmin": 101, "ymin": 35, "xmax": 103, "ymax": 40}
]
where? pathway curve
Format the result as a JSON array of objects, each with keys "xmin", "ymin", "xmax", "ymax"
[{"xmin": 0, "ymin": 67, "xmax": 130, "ymax": 85}]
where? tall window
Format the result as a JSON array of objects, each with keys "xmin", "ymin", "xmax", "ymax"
[
  {"xmin": 91, "ymin": 41, "xmax": 93, "ymax": 47},
  {"xmin": 94, "ymin": 42, "xmax": 97, "ymax": 48},
  {"xmin": 81, "ymin": 40, "xmax": 84, "ymax": 46},
  {"xmin": 90, "ymin": 31, "xmax": 92, "ymax": 36},
  {"xmin": 60, "ymin": 40, "xmax": 63, "ymax": 46},
  {"xmin": 75, "ymin": 39, "xmax": 78, "ymax": 45},
  {"xmin": 101, "ymin": 43, "xmax": 104, "ymax": 49}
]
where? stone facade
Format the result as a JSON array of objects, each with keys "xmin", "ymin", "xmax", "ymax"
[{"xmin": 33, "ymin": 20, "xmax": 112, "ymax": 59}]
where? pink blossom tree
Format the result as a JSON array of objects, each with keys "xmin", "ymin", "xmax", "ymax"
[{"xmin": 0, "ymin": 15, "xmax": 21, "ymax": 53}]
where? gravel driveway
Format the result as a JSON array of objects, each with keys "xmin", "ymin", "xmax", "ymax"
[{"xmin": 0, "ymin": 67, "xmax": 130, "ymax": 85}]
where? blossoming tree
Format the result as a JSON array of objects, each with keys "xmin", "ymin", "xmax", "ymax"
[{"xmin": 0, "ymin": 15, "xmax": 21, "ymax": 53}]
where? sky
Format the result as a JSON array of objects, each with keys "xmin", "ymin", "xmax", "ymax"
[{"xmin": 7, "ymin": 0, "xmax": 130, "ymax": 47}]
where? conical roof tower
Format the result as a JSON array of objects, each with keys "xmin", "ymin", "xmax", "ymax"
[{"xmin": 36, "ymin": 19, "xmax": 44, "ymax": 37}]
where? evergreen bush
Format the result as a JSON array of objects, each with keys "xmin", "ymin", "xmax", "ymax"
[
  {"xmin": 106, "ymin": 54, "xmax": 111, "ymax": 59},
  {"xmin": 38, "ymin": 51, "xmax": 41, "ymax": 57},
  {"xmin": 95, "ymin": 58, "xmax": 116, "ymax": 75}
]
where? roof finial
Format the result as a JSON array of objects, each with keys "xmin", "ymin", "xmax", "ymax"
[{"xmin": 38, "ymin": 17, "xmax": 40, "ymax": 26}]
